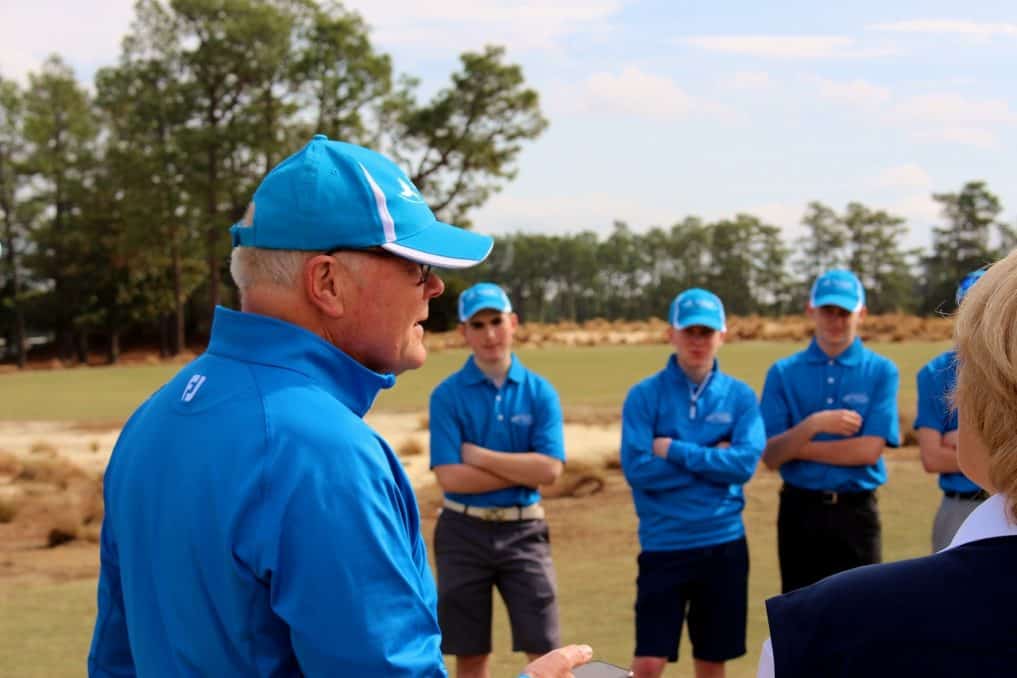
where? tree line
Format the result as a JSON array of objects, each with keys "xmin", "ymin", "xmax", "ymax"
[
  {"xmin": 2, "ymin": 1, "xmax": 1015, "ymax": 367},
  {"xmin": 430, "ymin": 183, "xmax": 1014, "ymax": 329},
  {"xmin": 0, "ymin": 0, "xmax": 547, "ymax": 367}
]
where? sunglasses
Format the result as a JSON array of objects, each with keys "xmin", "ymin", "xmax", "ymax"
[{"xmin": 326, "ymin": 247, "xmax": 433, "ymax": 286}]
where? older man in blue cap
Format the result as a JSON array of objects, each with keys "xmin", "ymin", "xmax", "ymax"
[
  {"xmin": 429, "ymin": 282, "xmax": 566, "ymax": 678},
  {"xmin": 88, "ymin": 137, "xmax": 592, "ymax": 677},
  {"xmin": 621, "ymin": 288, "xmax": 765, "ymax": 678},
  {"xmin": 760, "ymin": 269, "xmax": 900, "ymax": 593},
  {"xmin": 915, "ymin": 268, "xmax": 988, "ymax": 552}
]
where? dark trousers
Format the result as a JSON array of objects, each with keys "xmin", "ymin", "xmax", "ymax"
[{"xmin": 777, "ymin": 484, "xmax": 881, "ymax": 594}]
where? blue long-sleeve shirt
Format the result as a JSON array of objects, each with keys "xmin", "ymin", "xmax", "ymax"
[
  {"xmin": 914, "ymin": 350, "xmax": 980, "ymax": 495},
  {"xmin": 88, "ymin": 307, "xmax": 445, "ymax": 677},
  {"xmin": 621, "ymin": 355, "xmax": 765, "ymax": 552}
]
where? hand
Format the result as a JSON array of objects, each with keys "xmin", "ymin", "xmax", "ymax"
[
  {"xmin": 652, "ymin": 437, "xmax": 672, "ymax": 458},
  {"xmin": 808, "ymin": 409, "xmax": 862, "ymax": 437},
  {"xmin": 715, "ymin": 440, "xmax": 731, "ymax": 449},
  {"xmin": 943, "ymin": 430, "xmax": 959, "ymax": 449},
  {"xmin": 523, "ymin": 644, "xmax": 594, "ymax": 678},
  {"xmin": 461, "ymin": 442, "xmax": 481, "ymax": 466}
]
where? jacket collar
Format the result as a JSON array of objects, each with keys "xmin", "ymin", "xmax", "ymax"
[
  {"xmin": 206, "ymin": 306, "xmax": 394, "ymax": 418},
  {"xmin": 945, "ymin": 494, "xmax": 1017, "ymax": 550}
]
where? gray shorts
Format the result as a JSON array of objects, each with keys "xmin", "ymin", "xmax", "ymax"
[
  {"xmin": 434, "ymin": 508, "xmax": 560, "ymax": 656},
  {"xmin": 932, "ymin": 493, "xmax": 985, "ymax": 552}
]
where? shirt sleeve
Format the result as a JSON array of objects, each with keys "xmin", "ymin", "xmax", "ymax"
[
  {"xmin": 429, "ymin": 382, "xmax": 464, "ymax": 468},
  {"xmin": 260, "ymin": 438, "xmax": 446, "ymax": 677},
  {"xmin": 531, "ymin": 379, "xmax": 566, "ymax": 461},
  {"xmin": 668, "ymin": 386, "xmax": 765, "ymax": 485},
  {"xmin": 913, "ymin": 364, "xmax": 946, "ymax": 432},
  {"xmin": 861, "ymin": 359, "xmax": 900, "ymax": 447},
  {"xmin": 88, "ymin": 515, "xmax": 137, "ymax": 676},
  {"xmin": 760, "ymin": 364, "xmax": 792, "ymax": 439},
  {"xmin": 620, "ymin": 382, "xmax": 694, "ymax": 492}
]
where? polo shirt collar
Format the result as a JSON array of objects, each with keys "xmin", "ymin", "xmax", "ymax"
[
  {"xmin": 804, "ymin": 336, "xmax": 864, "ymax": 366},
  {"xmin": 945, "ymin": 493, "xmax": 1017, "ymax": 550},
  {"xmin": 206, "ymin": 306, "xmax": 395, "ymax": 418},
  {"xmin": 665, "ymin": 354, "xmax": 719, "ymax": 389},
  {"xmin": 462, "ymin": 353, "xmax": 523, "ymax": 386}
]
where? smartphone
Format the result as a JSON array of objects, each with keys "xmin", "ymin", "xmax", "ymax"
[{"xmin": 573, "ymin": 660, "xmax": 633, "ymax": 678}]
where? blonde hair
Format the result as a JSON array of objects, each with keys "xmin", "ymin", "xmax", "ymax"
[
  {"xmin": 954, "ymin": 248, "xmax": 1017, "ymax": 520},
  {"xmin": 229, "ymin": 247, "xmax": 313, "ymax": 290}
]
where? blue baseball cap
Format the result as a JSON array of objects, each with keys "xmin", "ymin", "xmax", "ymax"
[
  {"xmin": 810, "ymin": 269, "xmax": 865, "ymax": 312},
  {"xmin": 230, "ymin": 135, "xmax": 493, "ymax": 268},
  {"xmin": 669, "ymin": 288, "xmax": 726, "ymax": 332},
  {"xmin": 955, "ymin": 268, "xmax": 986, "ymax": 305},
  {"xmin": 458, "ymin": 283, "xmax": 513, "ymax": 322}
]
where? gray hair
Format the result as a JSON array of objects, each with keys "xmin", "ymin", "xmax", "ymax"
[{"xmin": 230, "ymin": 247, "xmax": 313, "ymax": 290}]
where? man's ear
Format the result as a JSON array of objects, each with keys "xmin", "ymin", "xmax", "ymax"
[
  {"xmin": 303, "ymin": 254, "xmax": 346, "ymax": 318},
  {"xmin": 858, "ymin": 306, "xmax": 868, "ymax": 321}
]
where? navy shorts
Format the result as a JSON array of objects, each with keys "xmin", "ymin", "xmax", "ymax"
[
  {"xmin": 634, "ymin": 537, "xmax": 748, "ymax": 663},
  {"xmin": 434, "ymin": 509, "xmax": 559, "ymax": 656}
]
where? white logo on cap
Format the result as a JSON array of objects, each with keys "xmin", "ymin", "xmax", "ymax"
[{"xmin": 397, "ymin": 178, "xmax": 425, "ymax": 204}]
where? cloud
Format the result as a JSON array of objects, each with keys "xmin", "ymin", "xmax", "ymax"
[
  {"xmin": 872, "ymin": 164, "xmax": 932, "ymax": 189},
  {"xmin": 814, "ymin": 77, "xmax": 890, "ymax": 107},
  {"xmin": 353, "ymin": 0, "xmax": 626, "ymax": 52},
  {"xmin": 681, "ymin": 35, "xmax": 895, "ymax": 59},
  {"xmin": 868, "ymin": 19, "xmax": 1017, "ymax": 37},
  {"xmin": 912, "ymin": 127, "xmax": 997, "ymax": 149},
  {"xmin": 578, "ymin": 67, "xmax": 697, "ymax": 120},
  {"xmin": 728, "ymin": 71, "xmax": 773, "ymax": 90},
  {"xmin": 892, "ymin": 92, "xmax": 1017, "ymax": 125},
  {"xmin": 0, "ymin": 0, "xmax": 135, "ymax": 83},
  {"xmin": 474, "ymin": 190, "xmax": 675, "ymax": 236}
]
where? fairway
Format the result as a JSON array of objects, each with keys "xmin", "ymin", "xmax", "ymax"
[
  {"xmin": 0, "ymin": 338, "xmax": 953, "ymax": 677},
  {"xmin": 0, "ymin": 340, "xmax": 950, "ymax": 422}
]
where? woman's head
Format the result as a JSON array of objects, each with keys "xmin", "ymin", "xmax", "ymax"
[{"xmin": 954, "ymin": 248, "xmax": 1017, "ymax": 518}]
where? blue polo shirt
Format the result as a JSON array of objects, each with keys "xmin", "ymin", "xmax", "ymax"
[
  {"xmin": 914, "ymin": 350, "xmax": 980, "ymax": 495},
  {"xmin": 760, "ymin": 337, "xmax": 900, "ymax": 492},
  {"xmin": 429, "ymin": 354, "xmax": 565, "ymax": 508},
  {"xmin": 621, "ymin": 356, "xmax": 766, "ymax": 552},
  {"xmin": 89, "ymin": 307, "xmax": 445, "ymax": 677}
]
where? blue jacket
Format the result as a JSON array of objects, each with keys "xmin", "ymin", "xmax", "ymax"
[
  {"xmin": 761, "ymin": 338, "xmax": 900, "ymax": 492},
  {"xmin": 88, "ymin": 307, "xmax": 445, "ymax": 677},
  {"xmin": 914, "ymin": 350, "xmax": 980, "ymax": 494},
  {"xmin": 429, "ymin": 354, "xmax": 565, "ymax": 508},
  {"xmin": 621, "ymin": 356, "xmax": 765, "ymax": 551}
]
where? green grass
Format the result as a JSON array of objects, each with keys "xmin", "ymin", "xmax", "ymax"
[
  {"xmin": 1, "ymin": 455, "xmax": 940, "ymax": 677},
  {"xmin": 0, "ymin": 340, "xmax": 951, "ymax": 421}
]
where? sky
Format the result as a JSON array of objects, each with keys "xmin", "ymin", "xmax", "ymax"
[{"xmin": 3, "ymin": 1, "xmax": 1016, "ymax": 250}]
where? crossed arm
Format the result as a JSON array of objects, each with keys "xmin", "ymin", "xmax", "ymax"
[
  {"xmin": 433, "ymin": 443, "xmax": 563, "ymax": 494},
  {"xmin": 761, "ymin": 409, "xmax": 885, "ymax": 470},
  {"xmin": 917, "ymin": 428, "xmax": 960, "ymax": 474}
]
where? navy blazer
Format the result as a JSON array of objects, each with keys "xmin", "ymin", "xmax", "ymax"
[{"xmin": 766, "ymin": 536, "xmax": 1017, "ymax": 677}]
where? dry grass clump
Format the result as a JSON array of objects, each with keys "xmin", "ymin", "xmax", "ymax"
[
  {"xmin": 543, "ymin": 458, "xmax": 606, "ymax": 499},
  {"xmin": 426, "ymin": 313, "xmax": 956, "ymax": 349},
  {"xmin": 0, "ymin": 497, "xmax": 19, "ymax": 523},
  {"xmin": 563, "ymin": 406, "xmax": 621, "ymax": 426},
  {"xmin": 16, "ymin": 457, "xmax": 88, "ymax": 488},
  {"xmin": 398, "ymin": 437, "xmax": 425, "ymax": 457},
  {"xmin": 29, "ymin": 440, "xmax": 59, "ymax": 457},
  {"xmin": 0, "ymin": 450, "xmax": 22, "ymax": 479}
]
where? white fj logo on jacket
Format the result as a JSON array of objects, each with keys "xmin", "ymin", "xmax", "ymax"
[{"xmin": 181, "ymin": 374, "xmax": 207, "ymax": 403}]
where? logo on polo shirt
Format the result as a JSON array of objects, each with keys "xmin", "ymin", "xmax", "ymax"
[
  {"xmin": 705, "ymin": 411, "xmax": 733, "ymax": 424},
  {"xmin": 510, "ymin": 413, "xmax": 533, "ymax": 426},
  {"xmin": 843, "ymin": 392, "xmax": 869, "ymax": 406}
]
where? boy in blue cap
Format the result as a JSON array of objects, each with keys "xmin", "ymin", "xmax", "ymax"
[
  {"xmin": 89, "ymin": 137, "xmax": 593, "ymax": 677},
  {"xmin": 915, "ymin": 268, "xmax": 988, "ymax": 552},
  {"xmin": 429, "ymin": 282, "xmax": 567, "ymax": 678},
  {"xmin": 760, "ymin": 269, "xmax": 900, "ymax": 593},
  {"xmin": 621, "ymin": 288, "xmax": 765, "ymax": 678}
]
